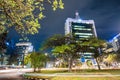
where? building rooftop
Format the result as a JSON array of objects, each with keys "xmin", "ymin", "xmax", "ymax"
[{"xmin": 16, "ymin": 42, "xmax": 32, "ymax": 46}]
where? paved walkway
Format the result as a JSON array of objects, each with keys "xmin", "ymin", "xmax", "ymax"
[{"xmin": 24, "ymin": 73, "xmax": 120, "ymax": 77}]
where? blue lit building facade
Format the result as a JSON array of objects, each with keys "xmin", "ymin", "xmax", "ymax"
[{"xmin": 110, "ymin": 33, "xmax": 120, "ymax": 52}]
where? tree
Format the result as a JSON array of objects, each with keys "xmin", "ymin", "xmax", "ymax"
[
  {"xmin": 8, "ymin": 53, "xmax": 19, "ymax": 65},
  {"xmin": 25, "ymin": 52, "xmax": 48, "ymax": 72},
  {"xmin": 0, "ymin": 30, "xmax": 8, "ymax": 50},
  {"xmin": 42, "ymin": 34, "xmax": 81, "ymax": 72},
  {"xmin": 104, "ymin": 53, "xmax": 117, "ymax": 64},
  {"xmin": 24, "ymin": 54, "xmax": 31, "ymax": 66},
  {"xmin": 41, "ymin": 34, "xmax": 65, "ymax": 51},
  {"xmin": 0, "ymin": 0, "xmax": 64, "ymax": 37},
  {"xmin": 42, "ymin": 34, "xmax": 106, "ymax": 71},
  {"xmin": 117, "ymin": 54, "xmax": 120, "ymax": 62},
  {"xmin": 0, "ymin": 30, "xmax": 8, "ymax": 65},
  {"xmin": 85, "ymin": 38, "xmax": 106, "ymax": 70},
  {"xmin": 52, "ymin": 44, "xmax": 80, "ymax": 72}
]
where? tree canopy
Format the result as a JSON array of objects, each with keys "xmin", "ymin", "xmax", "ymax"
[
  {"xmin": 104, "ymin": 53, "xmax": 118, "ymax": 63},
  {"xmin": 41, "ymin": 34, "xmax": 65, "ymax": 51},
  {"xmin": 42, "ymin": 34, "xmax": 107, "ymax": 71},
  {"xmin": 0, "ymin": 30, "xmax": 8, "ymax": 51},
  {"xmin": 0, "ymin": 0, "xmax": 64, "ymax": 36},
  {"xmin": 25, "ymin": 52, "xmax": 48, "ymax": 72}
]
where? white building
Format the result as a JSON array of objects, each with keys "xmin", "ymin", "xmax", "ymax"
[
  {"xmin": 15, "ymin": 42, "xmax": 33, "ymax": 65},
  {"xmin": 16, "ymin": 42, "xmax": 33, "ymax": 54},
  {"xmin": 110, "ymin": 33, "xmax": 120, "ymax": 52},
  {"xmin": 65, "ymin": 12, "xmax": 97, "ymax": 38},
  {"xmin": 65, "ymin": 12, "xmax": 98, "ymax": 61}
]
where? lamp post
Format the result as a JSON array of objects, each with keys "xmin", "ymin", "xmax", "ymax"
[
  {"xmin": 22, "ymin": 51, "xmax": 25, "ymax": 68},
  {"xmin": 45, "ymin": 53, "xmax": 48, "ymax": 68},
  {"xmin": 22, "ymin": 49, "xmax": 27, "ymax": 68}
]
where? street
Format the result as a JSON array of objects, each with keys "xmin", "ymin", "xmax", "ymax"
[{"xmin": 0, "ymin": 68, "xmax": 33, "ymax": 80}]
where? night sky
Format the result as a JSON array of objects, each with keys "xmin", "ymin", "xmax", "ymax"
[{"xmin": 8, "ymin": 0, "xmax": 120, "ymax": 51}]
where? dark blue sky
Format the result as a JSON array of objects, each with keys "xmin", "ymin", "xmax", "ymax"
[{"xmin": 8, "ymin": 0, "xmax": 120, "ymax": 51}]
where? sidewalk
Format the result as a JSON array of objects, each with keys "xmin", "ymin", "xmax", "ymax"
[{"xmin": 24, "ymin": 73, "xmax": 120, "ymax": 77}]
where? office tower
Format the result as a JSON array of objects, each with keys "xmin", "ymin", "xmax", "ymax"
[
  {"xmin": 65, "ymin": 12, "xmax": 97, "ymax": 39},
  {"xmin": 65, "ymin": 12, "xmax": 97, "ymax": 61}
]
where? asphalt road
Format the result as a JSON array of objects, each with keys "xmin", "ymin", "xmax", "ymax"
[
  {"xmin": 0, "ymin": 76, "xmax": 23, "ymax": 80},
  {"xmin": 0, "ymin": 68, "xmax": 33, "ymax": 80}
]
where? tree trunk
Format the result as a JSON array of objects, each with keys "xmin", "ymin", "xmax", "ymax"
[
  {"xmin": 22, "ymin": 53, "xmax": 24, "ymax": 68},
  {"xmin": 34, "ymin": 67, "xmax": 36, "ymax": 72},
  {"xmin": 1, "ymin": 58, "xmax": 3, "ymax": 65},
  {"xmin": 68, "ymin": 57, "xmax": 72, "ymax": 72},
  {"xmin": 95, "ymin": 58, "xmax": 101, "ymax": 70},
  {"xmin": 38, "ymin": 67, "xmax": 41, "ymax": 73},
  {"xmin": 1, "ymin": 54, "xmax": 4, "ymax": 65}
]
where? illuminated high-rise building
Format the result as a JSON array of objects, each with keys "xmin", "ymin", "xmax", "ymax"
[
  {"xmin": 65, "ymin": 12, "xmax": 97, "ymax": 39},
  {"xmin": 65, "ymin": 12, "xmax": 97, "ymax": 60}
]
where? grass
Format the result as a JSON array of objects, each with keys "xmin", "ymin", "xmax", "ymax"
[
  {"xmin": 24, "ymin": 75, "xmax": 120, "ymax": 80},
  {"xmin": 36, "ymin": 69, "xmax": 120, "ymax": 74},
  {"xmin": 40, "ymin": 69, "xmax": 68, "ymax": 73},
  {"xmin": 75, "ymin": 69, "xmax": 120, "ymax": 74},
  {"xmin": 24, "ymin": 69, "xmax": 120, "ymax": 80},
  {"xmin": 52, "ymin": 77, "xmax": 120, "ymax": 80}
]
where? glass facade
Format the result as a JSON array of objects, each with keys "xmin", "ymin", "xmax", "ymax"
[
  {"xmin": 111, "ymin": 33, "xmax": 120, "ymax": 52},
  {"xmin": 65, "ymin": 12, "xmax": 97, "ymax": 63},
  {"xmin": 71, "ymin": 22, "xmax": 95, "ymax": 39}
]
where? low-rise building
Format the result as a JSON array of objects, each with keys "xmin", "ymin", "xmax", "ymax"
[{"xmin": 15, "ymin": 42, "xmax": 33, "ymax": 65}]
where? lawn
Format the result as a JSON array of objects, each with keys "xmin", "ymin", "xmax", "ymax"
[
  {"xmin": 39, "ymin": 69, "xmax": 120, "ymax": 74},
  {"xmin": 52, "ymin": 77, "xmax": 120, "ymax": 80},
  {"xmin": 24, "ymin": 69, "xmax": 120, "ymax": 80}
]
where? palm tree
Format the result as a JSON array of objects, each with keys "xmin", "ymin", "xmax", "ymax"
[{"xmin": 26, "ymin": 52, "xmax": 48, "ymax": 72}]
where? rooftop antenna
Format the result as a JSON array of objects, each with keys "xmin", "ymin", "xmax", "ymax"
[{"xmin": 75, "ymin": 11, "xmax": 80, "ymax": 20}]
